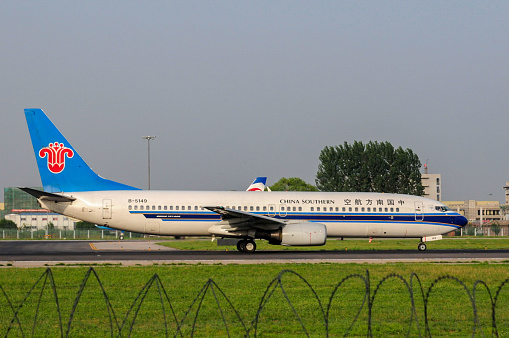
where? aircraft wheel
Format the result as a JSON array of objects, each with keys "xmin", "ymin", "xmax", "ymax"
[
  {"xmin": 237, "ymin": 239, "xmax": 256, "ymax": 253},
  {"xmin": 418, "ymin": 242, "xmax": 427, "ymax": 251},
  {"xmin": 236, "ymin": 240, "xmax": 246, "ymax": 252},
  {"xmin": 244, "ymin": 239, "xmax": 257, "ymax": 253}
]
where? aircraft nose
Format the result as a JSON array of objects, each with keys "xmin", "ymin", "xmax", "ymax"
[{"xmin": 458, "ymin": 215, "xmax": 468, "ymax": 227}]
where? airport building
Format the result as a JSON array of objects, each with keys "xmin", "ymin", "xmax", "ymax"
[
  {"xmin": 421, "ymin": 173, "xmax": 441, "ymax": 201},
  {"xmin": 2, "ymin": 187, "xmax": 77, "ymax": 230},
  {"xmin": 442, "ymin": 200, "xmax": 503, "ymax": 223},
  {"xmin": 421, "ymin": 168, "xmax": 506, "ymax": 227}
]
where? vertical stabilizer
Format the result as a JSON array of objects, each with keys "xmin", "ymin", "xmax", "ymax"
[
  {"xmin": 247, "ymin": 177, "xmax": 267, "ymax": 191},
  {"xmin": 25, "ymin": 108, "xmax": 139, "ymax": 192}
]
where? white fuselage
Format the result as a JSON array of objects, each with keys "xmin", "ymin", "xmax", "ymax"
[{"xmin": 40, "ymin": 190, "xmax": 466, "ymax": 239}]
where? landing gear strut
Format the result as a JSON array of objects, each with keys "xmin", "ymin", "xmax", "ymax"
[
  {"xmin": 237, "ymin": 239, "xmax": 257, "ymax": 253},
  {"xmin": 418, "ymin": 242, "xmax": 427, "ymax": 251}
]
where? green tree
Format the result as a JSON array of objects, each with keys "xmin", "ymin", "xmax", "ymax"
[
  {"xmin": 269, "ymin": 177, "xmax": 318, "ymax": 191},
  {"xmin": 0, "ymin": 219, "xmax": 17, "ymax": 229},
  {"xmin": 75, "ymin": 221, "xmax": 96, "ymax": 230},
  {"xmin": 315, "ymin": 141, "xmax": 424, "ymax": 195},
  {"xmin": 490, "ymin": 222, "xmax": 501, "ymax": 236}
]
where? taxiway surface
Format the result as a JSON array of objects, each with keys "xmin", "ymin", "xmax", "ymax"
[{"xmin": 1, "ymin": 240, "xmax": 509, "ymax": 267}]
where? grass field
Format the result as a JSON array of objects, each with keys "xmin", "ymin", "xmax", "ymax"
[
  {"xmin": 1, "ymin": 262, "xmax": 509, "ymax": 336},
  {"xmin": 157, "ymin": 236, "xmax": 509, "ymax": 251}
]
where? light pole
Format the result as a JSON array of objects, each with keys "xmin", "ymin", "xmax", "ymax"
[{"xmin": 142, "ymin": 136, "xmax": 156, "ymax": 189}]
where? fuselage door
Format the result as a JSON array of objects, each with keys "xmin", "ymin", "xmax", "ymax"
[
  {"xmin": 103, "ymin": 199, "xmax": 112, "ymax": 219},
  {"xmin": 414, "ymin": 201, "xmax": 424, "ymax": 221}
]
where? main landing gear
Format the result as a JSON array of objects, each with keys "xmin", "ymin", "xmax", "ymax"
[
  {"xmin": 418, "ymin": 242, "xmax": 427, "ymax": 251},
  {"xmin": 237, "ymin": 239, "xmax": 257, "ymax": 253}
]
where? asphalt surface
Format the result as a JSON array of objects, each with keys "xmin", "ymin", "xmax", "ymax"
[{"xmin": 1, "ymin": 240, "xmax": 509, "ymax": 267}]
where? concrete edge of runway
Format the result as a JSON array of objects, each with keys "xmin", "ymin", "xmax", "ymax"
[{"xmin": 2, "ymin": 258, "xmax": 509, "ymax": 268}]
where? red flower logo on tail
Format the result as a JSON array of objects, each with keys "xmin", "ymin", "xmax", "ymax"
[{"xmin": 39, "ymin": 142, "xmax": 74, "ymax": 174}]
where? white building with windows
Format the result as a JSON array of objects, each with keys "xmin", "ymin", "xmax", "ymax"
[
  {"xmin": 5, "ymin": 212, "xmax": 76, "ymax": 230},
  {"xmin": 421, "ymin": 173, "xmax": 442, "ymax": 201}
]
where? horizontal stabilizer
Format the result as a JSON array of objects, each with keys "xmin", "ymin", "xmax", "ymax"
[{"xmin": 18, "ymin": 187, "xmax": 76, "ymax": 202}]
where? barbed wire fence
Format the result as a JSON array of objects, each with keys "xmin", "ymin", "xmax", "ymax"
[{"xmin": 1, "ymin": 267, "xmax": 508, "ymax": 337}]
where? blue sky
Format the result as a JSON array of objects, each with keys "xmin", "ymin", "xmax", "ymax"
[{"xmin": 2, "ymin": 1, "xmax": 509, "ymax": 202}]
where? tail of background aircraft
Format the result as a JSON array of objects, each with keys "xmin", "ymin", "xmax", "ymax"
[
  {"xmin": 24, "ymin": 108, "xmax": 139, "ymax": 193},
  {"xmin": 246, "ymin": 177, "xmax": 267, "ymax": 191}
]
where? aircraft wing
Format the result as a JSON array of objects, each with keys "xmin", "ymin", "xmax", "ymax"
[{"xmin": 204, "ymin": 206, "xmax": 284, "ymax": 231}]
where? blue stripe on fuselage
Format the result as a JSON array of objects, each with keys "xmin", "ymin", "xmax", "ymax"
[{"xmin": 129, "ymin": 211, "xmax": 463, "ymax": 228}]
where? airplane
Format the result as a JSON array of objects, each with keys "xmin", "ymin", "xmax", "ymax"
[
  {"xmin": 20, "ymin": 108, "xmax": 468, "ymax": 253},
  {"xmin": 246, "ymin": 177, "xmax": 267, "ymax": 191}
]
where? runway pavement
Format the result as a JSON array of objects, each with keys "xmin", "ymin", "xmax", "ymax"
[{"xmin": 1, "ymin": 240, "xmax": 509, "ymax": 267}]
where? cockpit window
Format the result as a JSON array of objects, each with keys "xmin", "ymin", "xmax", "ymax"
[{"xmin": 435, "ymin": 205, "xmax": 451, "ymax": 212}]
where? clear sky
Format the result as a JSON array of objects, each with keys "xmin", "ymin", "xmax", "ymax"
[{"xmin": 2, "ymin": 1, "xmax": 509, "ymax": 202}]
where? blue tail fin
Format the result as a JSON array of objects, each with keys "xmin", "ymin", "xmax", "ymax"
[{"xmin": 25, "ymin": 108, "xmax": 140, "ymax": 192}]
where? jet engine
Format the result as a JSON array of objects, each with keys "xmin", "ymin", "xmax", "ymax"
[{"xmin": 257, "ymin": 223, "xmax": 327, "ymax": 246}]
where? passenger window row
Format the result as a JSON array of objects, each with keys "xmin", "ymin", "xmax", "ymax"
[{"xmin": 127, "ymin": 205, "xmax": 400, "ymax": 213}]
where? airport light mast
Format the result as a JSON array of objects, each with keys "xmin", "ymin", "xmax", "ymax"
[{"xmin": 142, "ymin": 136, "xmax": 156, "ymax": 190}]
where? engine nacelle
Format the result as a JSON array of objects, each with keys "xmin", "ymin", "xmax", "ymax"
[
  {"xmin": 281, "ymin": 223, "xmax": 327, "ymax": 246},
  {"xmin": 257, "ymin": 223, "xmax": 327, "ymax": 246}
]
